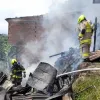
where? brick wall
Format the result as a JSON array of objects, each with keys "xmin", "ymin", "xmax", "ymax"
[
  {"xmin": 6, "ymin": 15, "xmax": 44, "ymax": 45},
  {"xmin": 6, "ymin": 15, "xmax": 45, "ymax": 64}
]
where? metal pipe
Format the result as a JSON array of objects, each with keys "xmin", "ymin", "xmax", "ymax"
[
  {"xmin": 49, "ymin": 52, "xmax": 65, "ymax": 58},
  {"xmin": 57, "ymin": 68, "xmax": 100, "ymax": 78}
]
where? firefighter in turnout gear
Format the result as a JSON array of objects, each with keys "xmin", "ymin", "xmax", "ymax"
[
  {"xmin": 78, "ymin": 15, "xmax": 94, "ymax": 62},
  {"xmin": 10, "ymin": 59, "xmax": 26, "ymax": 86}
]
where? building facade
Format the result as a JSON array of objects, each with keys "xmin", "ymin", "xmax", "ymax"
[{"xmin": 6, "ymin": 15, "xmax": 45, "ymax": 64}]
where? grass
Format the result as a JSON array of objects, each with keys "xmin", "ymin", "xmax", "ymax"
[{"xmin": 73, "ymin": 69, "xmax": 100, "ymax": 100}]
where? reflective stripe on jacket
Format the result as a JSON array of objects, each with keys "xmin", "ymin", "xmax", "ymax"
[
  {"xmin": 11, "ymin": 75, "xmax": 22, "ymax": 78},
  {"xmin": 78, "ymin": 20, "xmax": 93, "ymax": 45},
  {"xmin": 82, "ymin": 53, "xmax": 90, "ymax": 57},
  {"xmin": 13, "ymin": 69, "xmax": 25, "ymax": 73},
  {"xmin": 80, "ymin": 39, "xmax": 91, "ymax": 45},
  {"xmin": 85, "ymin": 22, "xmax": 93, "ymax": 33},
  {"xmin": 79, "ymin": 33, "xmax": 83, "ymax": 38}
]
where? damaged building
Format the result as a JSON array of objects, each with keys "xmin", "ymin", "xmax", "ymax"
[{"xmin": 6, "ymin": 15, "xmax": 45, "ymax": 64}]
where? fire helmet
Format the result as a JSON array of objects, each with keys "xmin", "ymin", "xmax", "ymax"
[
  {"xmin": 78, "ymin": 15, "xmax": 86, "ymax": 24},
  {"xmin": 11, "ymin": 59, "xmax": 17, "ymax": 65}
]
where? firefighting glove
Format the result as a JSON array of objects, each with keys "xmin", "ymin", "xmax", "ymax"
[
  {"xmin": 23, "ymin": 72, "xmax": 26, "ymax": 78},
  {"xmin": 81, "ymin": 29, "xmax": 85, "ymax": 34}
]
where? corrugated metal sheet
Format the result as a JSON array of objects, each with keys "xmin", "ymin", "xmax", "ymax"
[{"xmin": 27, "ymin": 62, "xmax": 57, "ymax": 91}]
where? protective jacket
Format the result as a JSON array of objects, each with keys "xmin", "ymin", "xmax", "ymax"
[
  {"xmin": 78, "ymin": 20, "xmax": 93, "ymax": 44},
  {"xmin": 78, "ymin": 20, "xmax": 94, "ymax": 59},
  {"xmin": 10, "ymin": 63, "xmax": 26, "ymax": 86}
]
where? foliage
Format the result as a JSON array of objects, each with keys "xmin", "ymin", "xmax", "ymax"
[{"xmin": 0, "ymin": 34, "xmax": 11, "ymax": 61}]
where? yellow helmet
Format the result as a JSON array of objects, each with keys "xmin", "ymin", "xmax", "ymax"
[
  {"xmin": 78, "ymin": 15, "xmax": 86, "ymax": 24},
  {"xmin": 11, "ymin": 59, "xmax": 17, "ymax": 65}
]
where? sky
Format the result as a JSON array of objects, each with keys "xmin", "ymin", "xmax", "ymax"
[
  {"xmin": 0, "ymin": 0, "xmax": 100, "ymax": 34},
  {"xmin": 0, "ymin": 0, "xmax": 53, "ymax": 34}
]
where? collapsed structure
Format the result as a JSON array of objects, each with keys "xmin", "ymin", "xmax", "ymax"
[{"xmin": 4, "ymin": 1, "xmax": 100, "ymax": 99}]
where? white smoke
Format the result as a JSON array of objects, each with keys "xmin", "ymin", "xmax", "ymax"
[
  {"xmin": 43, "ymin": 0, "xmax": 100, "ymax": 52},
  {"xmin": 0, "ymin": 90, "xmax": 6, "ymax": 100},
  {"xmin": 22, "ymin": 63, "xmax": 38, "ymax": 86},
  {"xmin": 21, "ymin": 0, "xmax": 100, "ymax": 81}
]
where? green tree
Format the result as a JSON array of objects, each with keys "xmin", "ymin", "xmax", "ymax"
[
  {"xmin": 0, "ymin": 34, "xmax": 12, "ymax": 73},
  {"xmin": 0, "ymin": 34, "xmax": 10, "ymax": 60}
]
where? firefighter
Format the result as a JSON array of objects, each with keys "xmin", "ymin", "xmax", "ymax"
[
  {"xmin": 78, "ymin": 15, "xmax": 94, "ymax": 62},
  {"xmin": 0, "ymin": 71, "xmax": 33, "ymax": 99},
  {"xmin": 10, "ymin": 59, "xmax": 26, "ymax": 86}
]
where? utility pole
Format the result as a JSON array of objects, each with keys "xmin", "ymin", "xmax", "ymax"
[{"xmin": 93, "ymin": 17, "xmax": 97, "ymax": 52}]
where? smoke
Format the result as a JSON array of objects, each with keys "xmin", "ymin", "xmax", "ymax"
[
  {"xmin": 21, "ymin": 0, "xmax": 100, "ymax": 82},
  {"xmin": 43, "ymin": 0, "xmax": 100, "ymax": 52},
  {"xmin": 22, "ymin": 63, "xmax": 38, "ymax": 86},
  {"xmin": 0, "ymin": 90, "xmax": 6, "ymax": 100}
]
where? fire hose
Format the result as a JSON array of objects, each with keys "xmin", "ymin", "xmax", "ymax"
[
  {"xmin": 57, "ymin": 68, "xmax": 100, "ymax": 100},
  {"xmin": 57, "ymin": 68, "xmax": 100, "ymax": 78}
]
